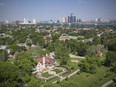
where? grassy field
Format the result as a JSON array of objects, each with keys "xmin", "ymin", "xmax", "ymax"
[
  {"xmin": 53, "ymin": 69, "xmax": 62, "ymax": 74},
  {"xmin": 70, "ymin": 57, "xmax": 84, "ymax": 61},
  {"xmin": 42, "ymin": 72, "xmax": 52, "ymax": 78},
  {"xmin": 107, "ymin": 82, "xmax": 116, "ymax": 87},
  {"xmin": 53, "ymin": 66, "xmax": 116, "ymax": 87}
]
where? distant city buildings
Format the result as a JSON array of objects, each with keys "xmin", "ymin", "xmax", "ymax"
[
  {"xmin": 61, "ymin": 13, "xmax": 81, "ymax": 23},
  {"xmin": 68, "ymin": 13, "xmax": 76, "ymax": 23},
  {"xmin": 20, "ymin": 18, "xmax": 36, "ymax": 24},
  {"xmin": 77, "ymin": 19, "xmax": 82, "ymax": 23},
  {"xmin": 32, "ymin": 19, "xmax": 36, "ymax": 24},
  {"xmin": 1, "ymin": 15, "xmax": 116, "ymax": 25},
  {"xmin": 95, "ymin": 18, "xmax": 101, "ymax": 22},
  {"xmin": 5, "ymin": 20, "xmax": 9, "ymax": 24},
  {"xmin": 62, "ymin": 17, "xmax": 68, "ymax": 23}
]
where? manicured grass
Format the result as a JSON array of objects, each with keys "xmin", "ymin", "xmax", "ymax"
[
  {"xmin": 76, "ymin": 58, "xmax": 85, "ymax": 61},
  {"xmin": 70, "ymin": 57, "xmax": 84, "ymax": 62},
  {"xmin": 42, "ymin": 72, "xmax": 52, "ymax": 78},
  {"xmin": 71, "ymin": 66, "xmax": 116, "ymax": 87},
  {"xmin": 53, "ymin": 69, "xmax": 62, "ymax": 74},
  {"xmin": 107, "ymin": 82, "xmax": 116, "ymax": 87},
  {"xmin": 48, "ymin": 77, "xmax": 60, "ymax": 83},
  {"xmin": 53, "ymin": 66, "xmax": 116, "ymax": 87}
]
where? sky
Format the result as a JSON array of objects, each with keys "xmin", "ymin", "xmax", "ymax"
[{"xmin": 0, "ymin": 0, "xmax": 116, "ymax": 21}]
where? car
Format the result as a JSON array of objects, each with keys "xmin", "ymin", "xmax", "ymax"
[{"xmin": 112, "ymin": 78, "xmax": 116, "ymax": 82}]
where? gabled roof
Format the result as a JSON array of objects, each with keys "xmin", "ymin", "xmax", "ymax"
[{"xmin": 36, "ymin": 56, "xmax": 54, "ymax": 65}]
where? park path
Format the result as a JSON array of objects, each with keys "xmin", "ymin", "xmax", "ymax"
[
  {"xmin": 101, "ymin": 79, "xmax": 114, "ymax": 87},
  {"xmin": 69, "ymin": 54, "xmax": 85, "ymax": 59},
  {"xmin": 52, "ymin": 69, "xmax": 80, "ymax": 84}
]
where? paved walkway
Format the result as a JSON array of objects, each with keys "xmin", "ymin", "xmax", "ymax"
[
  {"xmin": 69, "ymin": 54, "xmax": 85, "ymax": 59},
  {"xmin": 101, "ymin": 79, "xmax": 115, "ymax": 87}
]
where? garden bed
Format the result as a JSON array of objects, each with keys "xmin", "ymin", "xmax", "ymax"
[
  {"xmin": 42, "ymin": 72, "xmax": 52, "ymax": 78},
  {"xmin": 53, "ymin": 69, "xmax": 62, "ymax": 74}
]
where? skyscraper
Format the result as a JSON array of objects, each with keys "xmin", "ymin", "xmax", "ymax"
[
  {"xmin": 23, "ymin": 18, "xmax": 29, "ymax": 24},
  {"xmin": 62, "ymin": 17, "xmax": 68, "ymax": 23},
  {"xmin": 32, "ymin": 19, "xmax": 36, "ymax": 24},
  {"xmin": 95, "ymin": 18, "xmax": 100, "ymax": 22},
  {"xmin": 68, "ymin": 13, "xmax": 76, "ymax": 23}
]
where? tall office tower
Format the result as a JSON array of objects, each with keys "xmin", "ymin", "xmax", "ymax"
[
  {"xmin": 95, "ymin": 18, "xmax": 100, "ymax": 22},
  {"xmin": 77, "ymin": 19, "xmax": 81, "ymax": 23},
  {"xmin": 73, "ymin": 16, "xmax": 76, "ymax": 22},
  {"xmin": 62, "ymin": 17, "xmax": 68, "ymax": 23},
  {"xmin": 5, "ymin": 20, "xmax": 9, "ymax": 24},
  {"xmin": 68, "ymin": 13, "xmax": 76, "ymax": 23},
  {"xmin": 32, "ymin": 19, "xmax": 36, "ymax": 24},
  {"xmin": 24, "ymin": 18, "xmax": 29, "ymax": 24}
]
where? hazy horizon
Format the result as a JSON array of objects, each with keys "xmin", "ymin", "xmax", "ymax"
[{"xmin": 0, "ymin": 0, "xmax": 116, "ymax": 21}]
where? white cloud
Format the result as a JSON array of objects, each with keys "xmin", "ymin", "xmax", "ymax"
[{"xmin": 0, "ymin": 2, "xmax": 4, "ymax": 7}]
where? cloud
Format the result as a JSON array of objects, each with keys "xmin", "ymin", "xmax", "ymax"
[
  {"xmin": 0, "ymin": 2, "xmax": 4, "ymax": 7},
  {"xmin": 77, "ymin": 0, "xmax": 84, "ymax": 4}
]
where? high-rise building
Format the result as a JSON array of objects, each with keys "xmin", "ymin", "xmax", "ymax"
[
  {"xmin": 23, "ymin": 18, "xmax": 29, "ymax": 24},
  {"xmin": 95, "ymin": 18, "xmax": 100, "ymax": 22},
  {"xmin": 5, "ymin": 20, "xmax": 9, "ymax": 24},
  {"xmin": 62, "ymin": 17, "xmax": 68, "ymax": 23},
  {"xmin": 32, "ymin": 19, "xmax": 36, "ymax": 24},
  {"xmin": 77, "ymin": 19, "xmax": 81, "ymax": 23},
  {"xmin": 68, "ymin": 13, "xmax": 76, "ymax": 23}
]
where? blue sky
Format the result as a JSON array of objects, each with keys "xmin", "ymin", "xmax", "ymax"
[{"xmin": 0, "ymin": 0, "xmax": 116, "ymax": 21}]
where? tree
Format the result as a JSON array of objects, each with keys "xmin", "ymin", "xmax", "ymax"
[
  {"xmin": 15, "ymin": 52, "xmax": 35, "ymax": 75},
  {"xmin": 111, "ymin": 62, "xmax": 116, "ymax": 73},
  {"xmin": 28, "ymin": 75, "xmax": 43, "ymax": 87},
  {"xmin": 104, "ymin": 51, "xmax": 116, "ymax": 66},
  {"xmin": 7, "ymin": 44, "xmax": 27, "ymax": 55},
  {"xmin": 0, "ymin": 62, "xmax": 21, "ymax": 87},
  {"xmin": 77, "ymin": 48, "xmax": 86, "ymax": 56},
  {"xmin": 107, "ymin": 39, "xmax": 116, "ymax": 51},
  {"xmin": 86, "ymin": 46, "xmax": 96, "ymax": 57},
  {"xmin": 55, "ymin": 44, "xmax": 70, "ymax": 65},
  {"xmin": 93, "ymin": 36, "xmax": 101, "ymax": 45},
  {"xmin": 29, "ymin": 33, "xmax": 45, "ymax": 47},
  {"xmin": 65, "ymin": 39, "xmax": 79, "ymax": 53},
  {"xmin": 0, "ymin": 49, "xmax": 8, "ymax": 61},
  {"xmin": 78, "ymin": 56, "xmax": 100, "ymax": 73}
]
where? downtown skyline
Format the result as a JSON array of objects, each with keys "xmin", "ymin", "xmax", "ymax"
[{"xmin": 0, "ymin": 0, "xmax": 116, "ymax": 21}]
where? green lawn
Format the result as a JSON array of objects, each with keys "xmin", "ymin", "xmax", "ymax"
[
  {"xmin": 53, "ymin": 69, "xmax": 62, "ymax": 74},
  {"xmin": 53, "ymin": 66, "xmax": 116, "ymax": 87},
  {"xmin": 42, "ymin": 72, "xmax": 52, "ymax": 78},
  {"xmin": 70, "ymin": 57, "xmax": 84, "ymax": 62},
  {"xmin": 48, "ymin": 77, "xmax": 60, "ymax": 83},
  {"xmin": 107, "ymin": 82, "xmax": 116, "ymax": 87}
]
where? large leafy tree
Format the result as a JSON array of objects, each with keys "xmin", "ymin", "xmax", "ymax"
[
  {"xmin": 104, "ymin": 51, "xmax": 116, "ymax": 66},
  {"xmin": 107, "ymin": 39, "xmax": 116, "ymax": 51},
  {"xmin": 55, "ymin": 44, "xmax": 70, "ymax": 65},
  {"xmin": 15, "ymin": 52, "xmax": 35, "ymax": 75},
  {"xmin": 0, "ymin": 49, "xmax": 8, "ymax": 61},
  {"xmin": 79, "ymin": 56, "xmax": 102, "ymax": 73},
  {"xmin": 28, "ymin": 75, "xmax": 43, "ymax": 87},
  {"xmin": 29, "ymin": 33, "xmax": 45, "ymax": 47},
  {"xmin": 7, "ymin": 44, "xmax": 27, "ymax": 55},
  {"xmin": 104, "ymin": 37, "xmax": 116, "ymax": 66},
  {"xmin": 0, "ymin": 62, "xmax": 21, "ymax": 87},
  {"xmin": 104, "ymin": 34, "xmax": 116, "ymax": 72}
]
